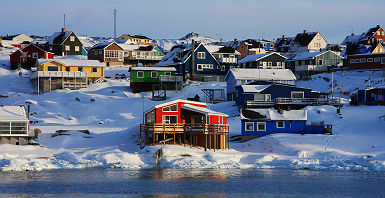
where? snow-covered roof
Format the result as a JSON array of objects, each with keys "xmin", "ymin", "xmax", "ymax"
[
  {"xmin": 181, "ymin": 104, "xmax": 228, "ymax": 116},
  {"xmin": 0, "ymin": 106, "xmax": 28, "ymax": 121},
  {"xmin": 144, "ymin": 99, "xmax": 206, "ymax": 114},
  {"xmin": 226, "ymin": 68, "xmax": 296, "ymax": 81},
  {"xmin": 341, "ymin": 35, "xmax": 361, "ymax": 46},
  {"xmin": 241, "ymin": 108, "xmax": 307, "ymax": 121},
  {"xmin": 240, "ymin": 85, "xmax": 271, "ymax": 93},
  {"xmin": 238, "ymin": 52, "xmax": 286, "ymax": 64},
  {"xmin": 38, "ymin": 59, "xmax": 106, "ymax": 67},
  {"xmin": 130, "ymin": 66, "xmax": 176, "ymax": 71},
  {"xmin": 47, "ymin": 31, "xmax": 73, "ymax": 45},
  {"xmin": 289, "ymin": 50, "xmax": 341, "ymax": 60}
]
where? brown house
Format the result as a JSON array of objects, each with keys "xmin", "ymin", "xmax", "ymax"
[{"xmin": 88, "ymin": 42, "xmax": 124, "ymax": 66}]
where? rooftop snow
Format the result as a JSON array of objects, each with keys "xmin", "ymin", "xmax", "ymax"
[
  {"xmin": 181, "ymin": 104, "xmax": 228, "ymax": 116},
  {"xmin": 38, "ymin": 59, "xmax": 106, "ymax": 67},
  {"xmin": 240, "ymin": 85, "xmax": 271, "ymax": 93},
  {"xmin": 290, "ymin": 50, "xmax": 341, "ymax": 60},
  {"xmin": 228, "ymin": 68, "xmax": 296, "ymax": 81},
  {"xmin": 130, "ymin": 66, "xmax": 176, "ymax": 71},
  {"xmin": 241, "ymin": 108, "xmax": 307, "ymax": 121},
  {"xmin": 238, "ymin": 52, "xmax": 285, "ymax": 64},
  {"xmin": 0, "ymin": 106, "xmax": 28, "ymax": 121}
]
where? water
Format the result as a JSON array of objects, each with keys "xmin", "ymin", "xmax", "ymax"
[{"xmin": 0, "ymin": 168, "xmax": 385, "ymax": 197}]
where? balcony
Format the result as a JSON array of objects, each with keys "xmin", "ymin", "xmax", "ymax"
[
  {"xmin": 159, "ymin": 75, "xmax": 183, "ymax": 83},
  {"xmin": 295, "ymin": 65, "xmax": 328, "ymax": 72},
  {"xmin": 30, "ymin": 71, "xmax": 87, "ymax": 79},
  {"xmin": 125, "ymin": 56, "xmax": 163, "ymax": 61},
  {"xmin": 245, "ymin": 97, "xmax": 339, "ymax": 108}
]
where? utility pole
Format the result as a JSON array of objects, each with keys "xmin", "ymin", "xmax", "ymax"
[
  {"xmin": 113, "ymin": 7, "xmax": 117, "ymax": 40},
  {"xmin": 191, "ymin": 39, "xmax": 195, "ymax": 80}
]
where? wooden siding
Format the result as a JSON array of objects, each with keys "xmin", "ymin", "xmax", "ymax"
[{"xmin": 39, "ymin": 61, "xmax": 104, "ymax": 78}]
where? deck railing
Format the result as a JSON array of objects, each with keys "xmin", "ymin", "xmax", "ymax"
[
  {"xmin": 245, "ymin": 97, "xmax": 339, "ymax": 107},
  {"xmin": 140, "ymin": 123, "xmax": 229, "ymax": 134},
  {"xmin": 159, "ymin": 75, "xmax": 183, "ymax": 83}
]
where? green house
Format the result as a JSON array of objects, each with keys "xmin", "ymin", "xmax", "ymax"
[{"xmin": 130, "ymin": 67, "xmax": 182, "ymax": 92}]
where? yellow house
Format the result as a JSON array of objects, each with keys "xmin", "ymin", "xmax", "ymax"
[
  {"xmin": 372, "ymin": 43, "xmax": 385, "ymax": 53},
  {"xmin": 117, "ymin": 34, "xmax": 152, "ymax": 45},
  {"xmin": 30, "ymin": 59, "xmax": 106, "ymax": 93}
]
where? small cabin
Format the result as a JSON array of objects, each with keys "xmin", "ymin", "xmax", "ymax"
[
  {"xmin": 129, "ymin": 67, "xmax": 182, "ymax": 93},
  {"xmin": 350, "ymin": 87, "xmax": 385, "ymax": 105},
  {"xmin": 140, "ymin": 99, "xmax": 229, "ymax": 150},
  {"xmin": 0, "ymin": 106, "xmax": 33, "ymax": 145},
  {"xmin": 240, "ymin": 108, "xmax": 332, "ymax": 141}
]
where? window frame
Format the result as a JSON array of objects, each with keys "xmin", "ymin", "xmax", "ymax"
[
  {"xmin": 367, "ymin": 58, "xmax": 373, "ymax": 63},
  {"xmin": 197, "ymin": 64, "xmax": 203, "ymax": 71},
  {"xmin": 276, "ymin": 121, "xmax": 285, "ymax": 128},
  {"xmin": 92, "ymin": 67, "xmax": 97, "ymax": 73},
  {"xmin": 257, "ymin": 122, "xmax": 266, "ymax": 131},
  {"xmin": 291, "ymin": 91, "xmax": 304, "ymax": 98},
  {"xmin": 162, "ymin": 115, "xmax": 178, "ymax": 124},
  {"xmin": 245, "ymin": 122, "xmax": 254, "ymax": 131},
  {"xmin": 162, "ymin": 104, "xmax": 178, "ymax": 112},
  {"xmin": 65, "ymin": 45, "xmax": 70, "ymax": 51},
  {"xmin": 137, "ymin": 71, "xmax": 144, "ymax": 78},
  {"xmin": 151, "ymin": 71, "xmax": 158, "ymax": 78},
  {"xmin": 197, "ymin": 52, "xmax": 206, "ymax": 59}
]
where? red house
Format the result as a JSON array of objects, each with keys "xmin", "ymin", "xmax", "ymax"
[
  {"xmin": 348, "ymin": 53, "xmax": 385, "ymax": 70},
  {"xmin": 9, "ymin": 44, "xmax": 54, "ymax": 70},
  {"xmin": 140, "ymin": 99, "xmax": 229, "ymax": 150}
]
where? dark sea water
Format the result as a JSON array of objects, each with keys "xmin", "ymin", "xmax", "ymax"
[{"xmin": 0, "ymin": 168, "xmax": 385, "ymax": 197}]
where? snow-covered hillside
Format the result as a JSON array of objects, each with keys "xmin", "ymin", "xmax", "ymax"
[
  {"xmin": 0, "ymin": 52, "xmax": 384, "ymax": 171},
  {"xmin": 155, "ymin": 32, "xmax": 222, "ymax": 51}
]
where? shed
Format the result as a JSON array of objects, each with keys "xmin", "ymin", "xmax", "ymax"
[{"xmin": 0, "ymin": 105, "xmax": 32, "ymax": 145}]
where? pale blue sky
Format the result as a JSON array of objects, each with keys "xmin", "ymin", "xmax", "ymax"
[{"xmin": 0, "ymin": 0, "xmax": 384, "ymax": 43}]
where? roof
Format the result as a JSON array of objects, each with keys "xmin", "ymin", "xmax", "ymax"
[
  {"xmin": 130, "ymin": 66, "xmax": 176, "ymax": 71},
  {"xmin": 238, "ymin": 52, "xmax": 286, "ymax": 64},
  {"xmin": 241, "ymin": 108, "xmax": 307, "ymax": 121},
  {"xmin": 144, "ymin": 99, "xmax": 206, "ymax": 114},
  {"xmin": 181, "ymin": 104, "xmax": 228, "ymax": 116},
  {"xmin": 293, "ymin": 32, "xmax": 319, "ymax": 46},
  {"xmin": 226, "ymin": 68, "xmax": 297, "ymax": 81},
  {"xmin": 47, "ymin": 31, "xmax": 73, "ymax": 45},
  {"xmin": 89, "ymin": 42, "xmax": 115, "ymax": 50},
  {"xmin": 289, "ymin": 50, "xmax": 342, "ymax": 60},
  {"xmin": 38, "ymin": 58, "xmax": 106, "ymax": 67},
  {"xmin": 240, "ymin": 85, "xmax": 271, "ymax": 93},
  {"xmin": 341, "ymin": 34, "xmax": 361, "ymax": 46},
  {"xmin": 0, "ymin": 106, "xmax": 28, "ymax": 121},
  {"xmin": 275, "ymin": 37, "xmax": 294, "ymax": 48},
  {"xmin": 360, "ymin": 26, "xmax": 382, "ymax": 41}
]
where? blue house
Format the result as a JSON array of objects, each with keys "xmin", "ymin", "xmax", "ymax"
[
  {"xmin": 351, "ymin": 87, "xmax": 385, "ymax": 105},
  {"xmin": 240, "ymin": 108, "xmax": 332, "ymax": 141},
  {"xmin": 235, "ymin": 82, "xmax": 335, "ymax": 109},
  {"xmin": 225, "ymin": 68, "xmax": 296, "ymax": 101},
  {"xmin": 157, "ymin": 43, "xmax": 239, "ymax": 81}
]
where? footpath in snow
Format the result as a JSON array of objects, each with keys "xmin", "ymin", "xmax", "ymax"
[{"xmin": 0, "ymin": 56, "xmax": 385, "ymax": 171}]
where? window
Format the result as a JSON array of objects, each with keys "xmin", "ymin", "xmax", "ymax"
[
  {"xmin": 163, "ymin": 104, "xmax": 177, "ymax": 112},
  {"xmin": 378, "ymin": 31, "xmax": 381, "ymax": 36},
  {"xmin": 65, "ymin": 67, "xmax": 70, "ymax": 72},
  {"xmin": 92, "ymin": 68, "xmax": 97, "ymax": 73},
  {"xmin": 164, "ymin": 72, "xmax": 171, "ymax": 76},
  {"xmin": 276, "ymin": 121, "xmax": 285, "ymax": 128},
  {"xmin": 360, "ymin": 58, "xmax": 366, "ymax": 63},
  {"xmin": 263, "ymin": 62, "xmax": 267, "ymax": 67},
  {"xmin": 282, "ymin": 62, "xmax": 285, "ymax": 67},
  {"xmin": 257, "ymin": 122, "xmax": 266, "ymax": 131},
  {"xmin": 95, "ymin": 51, "xmax": 98, "ymax": 55},
  {"xmin": 32, "ymin": 52, "xmax": 38, "ymax": 59},
  {"xmin": 221, "ymin": 66, "xmax": 226, "ymax": 71},
  {"xmin": 374, "ymin": 57, "xmax": 380, "ymax": 62},
  {"xmin": 245, "ymin": 122, "xmax": 254, "ymax": 131},
  {"xmin": 146, "ymin": 110, "xmax": 155, "ymax": 123},
  {"xmin": 382, "ymin": 57, "xmax": 385, "ymax": 64},
  {"xmin": 10, "ymin": 122, "xmax": 27, "ymax": 134},
  {"xmin": 78, "ymin": 67, "xmax": 83, "ymax": 72},
  {"xmin": 291, "ymin": 91, "xmax": 304, "ymax": 98},
  {"xmin": 317, "ymin": 35, "xmax": 321, "ymax": 40},
  {"xmin": 75, "ymin": 46, "xmax": 80, "ymax": 52},
  {"xmin": 350, "ymin": 59, "xmax": 355, "ymax": 64},
  {"xmin": 163, "ymin": 115, "xmax": 178, "ymax": 124},
  {"xmin": 318, "ymin": 59, "xmax": 323, "ymax": 65},
  {"xmin": 277, "ymin": 62, "xmax": 281, "ymax": 67},
  {"xmin": 105, "ymin": 50, "xmax": 119, "ymax": 58},
  {"xmin": 382, "ymin": 32, "xmax": 385, "ymax": 36},
  {"xmin": 268, "ymin": 62, "xmax": 272, "ymax": 67},
  {"xmin": 197, "ymin": 64, "xmax": 203, "ymax": 71},
  {"xmin": 197, "ymin": 52, "xmax": 206, "ymax": 59},
  {"xmin": 65, "ymin": 45, "xmax": 70, "ymax": 51},
  {"xmin": 151, "ymin": 71, "xmax": 157, "ymax": 78},
  {"xmin": 137, "ymin": 71, "xmax": 144, "ymax": 78},
  {"xmin": 254, "ymin": 94, "xmax": 271, "ymax": 101},
  {"xmin": 47, "ymin": 66, "xmax": 58, "ymax": 71},
  {"xmin": 99, "ymin": 50, "xmax": 103, "ymax": 55},
  {"xmin": 367, "ymin": 58, "xmax": 373, "ymax": 62},
  {"xmin": 355, "ymin": 59, "xmax": 360, "ymax": 63},
  {"xmin": 192, "ymin": 115, "xmax": 204, "ymax": 124},
  {"xmin": 70, "ymin": 36, "xmax": 75, "ymax": 42}
]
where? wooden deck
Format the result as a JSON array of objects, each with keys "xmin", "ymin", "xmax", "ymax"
[
  {"xmin": 245, "ymin": 98, "xmax": 339, "ymax": 108},
  {"xmin": 140, "ymin": 123, "xmax": 230, "ymax": 151}
]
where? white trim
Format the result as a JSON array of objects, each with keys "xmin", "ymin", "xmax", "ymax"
[
  {"xmin": 151, "ymin": 71, "xmax": 157, "ymax": 78},
  {"xmin": 276, "ymin": 121, "xmax": 285, "ymax": 128},
  {"xmin": 257, "ymin": 122, "xmax": 266, "ymax": 131},
  {"xmin": 137, "ymin": 71, "xmax": 144, "ymax": 78},
  {"xmin": 245, "ymin": 122, "xmax": 254, "ymax": 131},
  {"xmin": 144, "ymin": 99, "xmax": 206, "ymax": 114},
  {"xmin": 162, "ymin": 115, "xmax": 178, "ymax": 124},
  {"xmin": 162, "ymin": 104, "xmax": 178, "ymax": 112}
]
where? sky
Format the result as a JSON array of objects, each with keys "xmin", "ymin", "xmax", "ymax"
[{"xmin": 1, "ymin": 0, "xmax": 385, "ymax": 44}]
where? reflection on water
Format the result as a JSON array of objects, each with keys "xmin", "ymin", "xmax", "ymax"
[{"xmin": 0, "ymin": 168, "xmax": 385, "ymax": 197}]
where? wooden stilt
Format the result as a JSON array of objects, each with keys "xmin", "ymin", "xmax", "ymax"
[{"xmin": 204, "ymin": 134, "xmax": 207, "ymax": 151}]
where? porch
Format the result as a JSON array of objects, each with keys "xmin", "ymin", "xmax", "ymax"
[{"xmin": 139, "ymin": 123, "xmax": 229, "ymax": 151}]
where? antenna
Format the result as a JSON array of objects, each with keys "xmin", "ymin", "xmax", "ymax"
[
  {"xmin": 113, "ymin": 7, "xmax": 117, "ymax": 40},
  {"xmin": 64, "ymin": 14, "xmax": 66, "ymax": 28}
]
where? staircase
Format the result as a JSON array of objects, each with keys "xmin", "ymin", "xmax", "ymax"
[{"xmin": 94, "ymin": 77, "xmax": 105, "ymax": 84}]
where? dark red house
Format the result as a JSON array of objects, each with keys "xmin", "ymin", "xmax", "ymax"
[
  {"xmin": 10, "ymin": 44, "xmax": 54, "ymax": 70},
  {"xmin": 140, "ymin": 99, "xmax": 229, "ymax": 150},
  {"xmin": 348, "ymin": 53, "xmax": 385, "ymax": 70}
]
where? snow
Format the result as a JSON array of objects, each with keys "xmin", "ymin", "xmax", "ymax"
[
  {"xmin": 154, "ymin": 32, "xmax": 221, "ymax": 51},
  {"xmin": 130, "ymin": 67, "xmax": 176, "ymax": 71},
  {"xmin": 0, "ymin": 106, "xmax": 28, "ymax": 121},
  {"xmin": 242, "ymin": 109, "xmax": 307, "ymax": 121},
  {"xmin": 228, "ymin": 68, "xmax": 297, "ymax": 81},
  {"xmin": 240, "ymin": 84, "xmax": 271, "ymax": 93},
  {"xmin": 0, "ymin": 51, "xmax": 385, "ymax": 172},
  {"xmin": 181, "ymin": 104, "xmax": 228, "ymax": 116},
  {"xmin": 37, "ymin": 58, "xmax": 106, "ymax": 67}
]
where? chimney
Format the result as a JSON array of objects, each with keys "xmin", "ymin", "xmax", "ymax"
[
  {"xmin": 303, "ymin": 30, "xmax": 308, "ymax": 34},
  {"xmin": 282, "ymin": 35, "xmax": 286, "ymax": 39},
  {"xmin": 62, "ymin": 27, "xmax": 66, "ymax": 33},
  {"xmin": 377, "ymin": 24, "xmax": 381, "ymax": 28},
  {"xmin": 27, "ymin": 105, "xmax": 30, "ymax": 121},
  {"xmin": 234, "ymin": 38, "xmax": 238, "ymax": 43},
  {"xmin": 351, "ymin": 33, "xmax": 355, "ymax": 36},
  {"xmin": 248, "ymin": 39, "xmax": 252, "ymax": 43}
]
